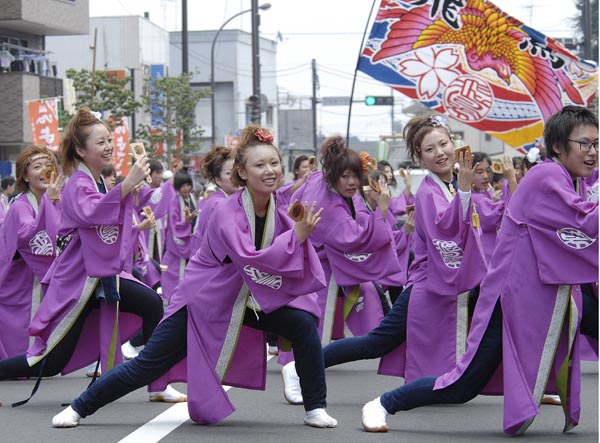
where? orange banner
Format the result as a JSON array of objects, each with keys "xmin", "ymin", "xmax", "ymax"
[
  {"xmin": 27, "ymin": 98, "xmax": 60, "ymax": 151},
  {"xmin": 112, "ymin": 116, "xmax": 130, "ymax": 177}
]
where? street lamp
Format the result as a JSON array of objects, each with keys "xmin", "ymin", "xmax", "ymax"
[{"xmin": 211, "ymin": 3, "xmax": 271, "ymax": 146}]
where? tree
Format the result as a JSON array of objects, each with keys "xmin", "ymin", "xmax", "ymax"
[
  {"xmin": 570, "ymin": 0, "xmax": 599, "ymax": 113},
  {"xmin": 65, "ymin": 69, "xmax": 141, "ymax": 127},
  {"xmin": 136, "ymin": 73, "xmax": 208, "ymax": 166},
  {"xmin": 570, "ymin": 0, "xmax": 598, "ymax": 61}
]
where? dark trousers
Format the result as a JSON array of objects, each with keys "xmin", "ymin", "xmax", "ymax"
[
  {"xmin": 380, "ymin": 291, "xmax": 599, "ymax": 413},
  {"xmin": 243, "ymin": 306, "xmax": 326, "ymax": 411},
  {"xmin": 0, "ymin": 278, "xmax": 163, "ymax": 379},
  {"xmin": 72, "ymin": 304, "xmax": 326, "ymax": 418},
  {"xmin": 323, "ymin": 285, "xmax": 412, "ymax": 367}
]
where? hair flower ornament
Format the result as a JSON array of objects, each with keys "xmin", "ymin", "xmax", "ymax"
[
  {"xmin": 428, "ymin": 115, "xmax": 452, "ymax": 136},
  {"xmin": 90, "ymin": 110, "xmax": 103, "ymax": 121},
  {"xmin": 255, "ymin": 128, "xmax": 274, "ymax": 143},
  {"xmin": 359, "ymin": 151, "xmax": 377, "ymax": 174},
  {"xmin": 526, "ymin": 147, "xmax": 541, "ymax": 164}
]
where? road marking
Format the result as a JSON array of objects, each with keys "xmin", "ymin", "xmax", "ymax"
[{"xmin": 119, "ymin": 354, "xmax": 277, "ymax": 442}]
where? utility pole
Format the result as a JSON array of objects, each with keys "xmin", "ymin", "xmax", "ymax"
[
  {"xmin": 181, "ymin": 0, "xmax": 189, "ymax": 146},
  {"xmin": 251, "ymin": 0, "xmax": 261, "ymax": 123},
  {"xmin": 182, "ymin": 0, "xmax": 188, "ymax": 74},
  {"xmin": 311, "ymin": 59, "xmax": 319, "ymax": 155}
]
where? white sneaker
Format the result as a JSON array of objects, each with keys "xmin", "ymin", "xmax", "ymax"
[
  {"xmin": 541, "ymin": 394, "xmax": 561, "ymax": 405},
  {"xmin": 304, "ymin": 408, "xmax": 338, "ymax": 428},
  {"xmin": 267, "ymin": 345, "xmax": 279, "ymax": 356},
  {"xmin": 121, "ymin": 341, "xmax": 139, "ymax": 360},
  {"xmin": 362, "ymin": 397, "xmax": 389, "ymax": 432},
  {"xmin": 85, "ymin": 362, "xmax": 101, "ymax": 378},
  {"xmin": 281, "ymin": 361, "xmax": 303, "ymax": 405},
  {"xmin": 52, "ymin": 406, "xmax": 81, "ymax": 428},
  {"xmin": 149, "ymin": 385, "xmax": 187, "ymax": 403}
]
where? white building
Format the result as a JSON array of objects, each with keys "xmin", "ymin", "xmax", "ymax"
[
  {"xmin": 46, "ymin": 15, "xmax": 170, "ymax": 135},
  {"xmin": 169, "ymin": 29, "xmax": 278, "ymax": 150}
]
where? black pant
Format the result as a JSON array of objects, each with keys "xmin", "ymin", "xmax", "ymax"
[
  {"xmin": 72, "ymin": 304, "xmax": 327, "ymax": 418},
  {"xmin": 0, "ymin": 278, "xmax": 163, "ymax": 379},
  {"xmin": 380, "ymin": 291, "xmax": 599, "ymax": 413}
]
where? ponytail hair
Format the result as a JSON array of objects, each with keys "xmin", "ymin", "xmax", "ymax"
[
  {"xmin": 319, "ymin": 135, "xmax": 362, "ymax": 189},
  {"xmin": 60, "ymin": 108, "xmax": 111, "ymax": 176},
  {"xmin": 201, "ymin": 146, "xmax": 233, "ymax": 182}
]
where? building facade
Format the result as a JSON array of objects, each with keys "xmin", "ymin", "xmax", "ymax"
[
  {"xmin": 169, "ymin": 29, "xmax": 278, "ymax": 151},
  {"xmin": 0, "ymin": 0, "xmax": 88, "ymax": 163},
  {"xmin": 46, "ymin": 15, "xmax": 170, "ymax": 138}
]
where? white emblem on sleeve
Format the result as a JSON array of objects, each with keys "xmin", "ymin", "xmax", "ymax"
[
  {"xmin": 29, "ymin": 231, "xmax": 53, "ymax": 256},
  {"xmin": 344, "ymin": 253, "xmax": 372, "ymax": 262},
  {"xmin": 150, "ymin": 188, "xmax": 163, "ymax": 204},
  {"xmin": 243, "ymin": 265, "xmax": 282, "ymax": 289},
  {"xmin": 432, "ymin": 239, "xmax": 463, "ymax": 269},
  {"xmin": 556, "ymin": 227, "xmax": 596, "ymax": 250},
  {"xmin": 96, "ymin": 225, "xmax": 119, "ymax": 245},
  {"xmin": 354, "ymin": 295, "xmax": 365, "ymax": 313}
]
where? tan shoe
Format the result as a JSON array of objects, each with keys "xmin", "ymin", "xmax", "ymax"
[{"xmin": 149, "ymin": 385, "xmax": 187, "ymax": 403}]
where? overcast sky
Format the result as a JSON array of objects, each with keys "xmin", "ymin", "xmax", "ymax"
[{"xmin": 90, "ymin": 0, "xmax": 582, "ymax": 140}]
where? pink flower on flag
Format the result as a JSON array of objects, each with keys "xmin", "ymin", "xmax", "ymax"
[{"xmin": 398, "ymin": 47, "xmax": 461, "ymax": 100}]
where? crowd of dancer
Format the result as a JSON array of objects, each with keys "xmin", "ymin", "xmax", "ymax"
[{"xmin": 0, "ymin": 105, "xmax": 596, "ymax": 436}]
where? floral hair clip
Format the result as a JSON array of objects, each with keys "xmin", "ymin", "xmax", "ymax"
[
  {"xmin": 428, "ymin": 115, "xmax": 452, "ymax": 136},
  {"xmin": 90, "ymin": 110, "xmax": 103, "ymax": 121},
  {"xmin": 359, "ymin": 151, "xmax": 377, "ymax": 174},
  {"xmin": 255, "ymin": 128, "xmax": 274, "ymax": 143}
]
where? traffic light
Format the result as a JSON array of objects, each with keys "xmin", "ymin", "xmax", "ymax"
[
  {"xmin": 365, "ymin": 96, "xmax": 394, "ymax": 106},
  {"xmin": 247, "ymin": 95, "xmax": 261, "ymax": 123}
]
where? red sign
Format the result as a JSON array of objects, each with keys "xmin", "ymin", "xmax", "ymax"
[
  {"xmin": 27, "ymin": 98, "xmax": 60, "ymax": 151},
  {"xmin": 112, "ymin": 117, "xmax": 130, "ymax": 177}
]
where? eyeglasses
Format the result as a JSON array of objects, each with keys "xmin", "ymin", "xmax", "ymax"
[{"xmin": 568, "ymin": 139, "xmax": 599, "ymax": 152}]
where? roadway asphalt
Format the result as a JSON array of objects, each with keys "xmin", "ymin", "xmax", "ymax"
[{"xmin": 0, "ymin": 358, "xmax": 597, "ymax": 442}]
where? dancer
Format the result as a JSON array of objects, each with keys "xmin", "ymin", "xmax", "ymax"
[
  {"xmin": 360, "ymin": 105, "xmax": 599, "ymax": 436},
  {"xmin": 160, "ymin": 170, "xmax": 198, "ymax": 300},
  {"xmin": 322, "ymin": 115, "xmax": 484, "ymax": 387},
  {"xmin": 0, "ymin": 109, "xmax": 180, "ymax": 404},
  {"xmin": 0, "ymin": 146, "xmax": 63, "ymax": 359},
  {"xmin": 189, "ymin": 145, "xmax": 238, "ymax": 252},
  {"xmin": 280, "ymin": 137, "xmax": 404, "ymax": 404},
  {"xmin": 52, "ymin": 124, "xmax": 337, "ymax": 429}
]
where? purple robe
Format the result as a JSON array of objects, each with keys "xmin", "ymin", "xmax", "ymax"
[
  {"xmin": 379, "ymin": 173, "xmax": 486, "ymax": 382},
  {"xmin": 435, "ymin": 160, "xmax": 598, "ymax": 435},
  {"xmin": 189, "ymin": 188, "xmax": 228, "ymax": 254},
  {"xmin": 292, "ymin": 171, "xmax": 403, "ymax": 345},
  {"xmin": 161, "ymin": 192, "xmax": 197, "ymax": 300},
  {"xmin": 136, "ymin": 181, "xmax": 176, "ymax": 264},
  {"xmin": 471, "ymin": 190, "xmax": 506, "ymax": 262},
  {"xmin": 26, "ymin": 164, "xmax": 141, "ymax": 374},
  {"xmin": 132, "ymin": 212, "xmax": 161, "ymax": 289},
  {"xmin": 0, "ymin": 192, "xmax": 60, "ymax": 358},
  {"xmin": 389, "ymin": 190, "xmax": 415, "ymax": 217},
  {"xmin": 155, "ymin": 188, "xmax": 325, "ymax": 424}
]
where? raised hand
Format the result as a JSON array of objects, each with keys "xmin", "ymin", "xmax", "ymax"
[
  {"xmin": 501, "ymin": 154, "xmax": 518, "ymax": 194},
  {"xmin": 293, "ymin": 201, "xmax": 323, "ymax": 244},
  {"xmin": 46, "ymin": 171, "xmax": 65, "ymax": 202},
  {"xmin": 456, "ymin": 150, "xmax": 475, "ymax": 192}
]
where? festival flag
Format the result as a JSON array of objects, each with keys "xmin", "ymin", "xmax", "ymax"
[
  {"xmin": 358, "ymin": 0, "xmax": 598, "ymax": 152},
  {"xmin": 112, "ymin": 116, "xmax": 130, "ymax": 177},
  {"xmin": 27, "ymin": 98, "xmax": 60, "ymax": 151}
]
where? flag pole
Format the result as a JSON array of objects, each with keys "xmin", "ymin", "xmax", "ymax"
[{"xmin": 346, "ymin": 0, "xmax": 378, "ymax": 144}]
